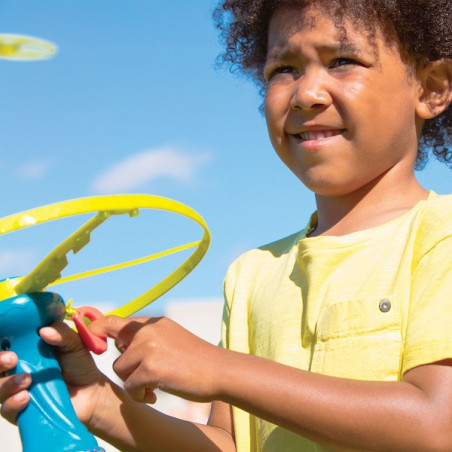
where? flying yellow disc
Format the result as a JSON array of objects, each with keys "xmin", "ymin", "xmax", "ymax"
[
  {"xmin": 0, "ymin": 195, "xmax": 210, "ymax": 318},
  {"xmin": 0, "ymin": 34, "xmax": 57, "ymax": 60}
]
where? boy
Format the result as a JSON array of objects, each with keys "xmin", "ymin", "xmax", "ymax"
[{"xmin": 1, "ymin": 1, "xmax": 451, "ymax": 450}]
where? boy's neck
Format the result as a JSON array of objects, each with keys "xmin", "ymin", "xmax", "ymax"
[{"xmin": 310, "ymin": 171, "xmax": 429, "ymax": 237}]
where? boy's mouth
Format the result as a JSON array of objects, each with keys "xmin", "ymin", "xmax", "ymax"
[{"xmin": 296, "ymin": 129, "xmax": 345, "ymax": 141}]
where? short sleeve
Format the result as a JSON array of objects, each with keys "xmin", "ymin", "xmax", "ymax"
[
  {"xmin": 218, "ymin": 281, "xmax": 231, "ymax": 350},
  {"xmin": 402, "ymin": 235, "xmax": 452, "ymax": 374},
  {"xmin": 219, "ymin": 258, "xmax": 240, "ymax": 351},
  {"xmin": 219, "ymin": 253, "xmax": 254, "ymax": 356}
]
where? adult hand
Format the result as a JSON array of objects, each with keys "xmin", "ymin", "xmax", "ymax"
[{"xmin": 89, "ymin": 316, "xmax": 225, "ymax": 404}]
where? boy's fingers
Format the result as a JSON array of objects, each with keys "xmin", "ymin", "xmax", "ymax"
[
  {"xmin": 0, "ymin": 373, "xmax": 32, "ymax": 403},
  {"xmin": 0, "ymin": 389, "xmax": 30, "ymax": 425},
  {"xmin": 0, "ymin": 354, "xmax": 32, "ymax": 423},
  {"xmin": 143, "ymin": 387, "xmax": 158, "ymax": 404},
  {"xmin": 89, "ymin": 316, "xmax": 147, "ymax": 343},
  {"xmin": 0, "ymin": 352, "xmax": 18, "ymax": 373},
  {"xmin": 39, "ymin": 321, "xmax": 84, "ymax": 353},
  {"xmin": 123, "ymin": 373, "xmax": 157, "ymax": 404},
  {"xmin": 89, "ymin": 315, "xmax": 130, "ymax": 339}
]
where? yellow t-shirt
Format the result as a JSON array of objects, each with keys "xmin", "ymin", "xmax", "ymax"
[{"xmin": 221, "ymin": 191, "xmax": 452, "ymax": 452}]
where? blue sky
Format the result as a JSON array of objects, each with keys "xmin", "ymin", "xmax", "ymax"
[{"xmin": 0, "ymin": 0, "xmax": 451, "ymax": 316}]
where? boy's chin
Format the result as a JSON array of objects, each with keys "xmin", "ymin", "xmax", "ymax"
[{"xmin": 302, "ymin": 177, "xmax": 372, "ymax": 199}]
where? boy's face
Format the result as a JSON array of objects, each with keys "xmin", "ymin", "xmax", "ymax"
[{"xmin": 264, "ymin": 6, "xmax": 423, "ymax": 197}]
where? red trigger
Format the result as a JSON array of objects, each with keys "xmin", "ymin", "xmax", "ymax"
[{"xmin": 71, "ymin": 306, "xmax": 108, "ymax": 354}]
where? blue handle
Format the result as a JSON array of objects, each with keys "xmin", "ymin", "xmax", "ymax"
[{"xmin": 0, "ymin": 292, "xmax": 103, "ymax": 452}]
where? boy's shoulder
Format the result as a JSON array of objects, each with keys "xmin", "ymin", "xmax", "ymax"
[
  {"xmin": 409, "ymin": 192, "xmax": 452, "ymax": 263},
  {"xmin": 418, "ymin": 192, "xmax": 452, "ymax": 235},
  {"xmin": 430, "ymin": 192, "xmax": 452, "ymax": 210},
  {"xmin": 226, "ymin": 229, "xmax": 305, "ymax": 280}
]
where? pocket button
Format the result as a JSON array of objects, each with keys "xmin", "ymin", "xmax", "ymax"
[{"xmin": 379, "ymin": 299, "xmax": 391, "ymax": 313}]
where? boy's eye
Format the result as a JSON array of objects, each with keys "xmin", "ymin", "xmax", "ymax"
[
  {"xmin": 265, "ymin": 65, "xmax": 297, "ymax": 81},
  {"xmin": 329, "ymin": 57, "xmax": 359, "ymax": 69}
]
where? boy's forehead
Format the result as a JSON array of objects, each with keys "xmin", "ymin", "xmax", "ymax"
[
  {"xmin": 270, "ymin": 1, "xmax": 364, "ymax": 28},
  {"xmin": 267, "ymin": 6, "xmax": 372, "ymax": 54}
]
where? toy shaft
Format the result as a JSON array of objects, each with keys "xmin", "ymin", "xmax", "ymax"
[{"xmin": 0, "ymin": 292, "xmax": 103, "ymax": 452}]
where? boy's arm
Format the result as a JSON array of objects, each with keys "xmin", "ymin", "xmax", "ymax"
[
  {"xmin": 93, "ymin": 316, "xmax": 452, "ymax": 452},
  {"xmin": 217, "ymin": 350, "xmax": 452, "ymax": 452},
  {"xmin": 89, "ymin": 381, "xmax": 235, "ymax": 452}
]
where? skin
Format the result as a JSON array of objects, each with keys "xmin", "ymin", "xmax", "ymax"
[{"xmin": 1, "ymin": 6, "xmax": 451, "ymax": 452}]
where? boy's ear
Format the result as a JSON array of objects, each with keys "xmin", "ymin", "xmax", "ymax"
[{"xmin": 416, "ymin": 59, "xmax": 452, "ymax": 119}]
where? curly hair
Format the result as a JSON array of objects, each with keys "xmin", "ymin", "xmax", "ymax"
[{"xmin": 213, "ymin": 0, "xmax": 452, "ymax": 169}]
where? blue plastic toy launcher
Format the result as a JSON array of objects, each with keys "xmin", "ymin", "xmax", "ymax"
[{"xmin": 0, "ymin": 195, "xmax": 210, "ymax": 452}]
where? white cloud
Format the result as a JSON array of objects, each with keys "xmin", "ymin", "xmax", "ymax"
[
  {"xmin": 0, "ymin": 249, "xmax": 38, "ymax": 276},
  {"xmin": 16, "ymin": 160, "xmax": 52, "ymax": 180},
  {"xmin": 91, "ymin": 147, "xmax": 211, "ymax": 193}
]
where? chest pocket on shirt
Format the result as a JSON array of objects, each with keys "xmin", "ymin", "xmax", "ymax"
[{"xmin": 311, "ymin": 296, "xmax": 402, "ymax": 381}]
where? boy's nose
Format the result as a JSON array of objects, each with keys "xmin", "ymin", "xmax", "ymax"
[{"xmin": 289, "ymin": 71, "xmax": 332, "ymax": 111}]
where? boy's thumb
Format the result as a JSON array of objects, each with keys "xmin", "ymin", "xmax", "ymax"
[{"xmin": 39, "ymin": 321, "xmax": 84, "ymax": 352}]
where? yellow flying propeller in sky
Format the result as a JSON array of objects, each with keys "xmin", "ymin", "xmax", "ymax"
[{"xmin": 0, "ymin": 34, "xmax": 57, "ymax": 60}]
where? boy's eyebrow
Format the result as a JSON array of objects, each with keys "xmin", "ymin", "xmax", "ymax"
[
  {"xmin": 266, "ymin": 40, "xmax": 367, "ymax": 62},
  {"xmin": 265, "ymin": 46, "xmax": 298, "ymax": 63},
  {"xmin": 330, "ymin": 41, "xmax": 365, "ymax": 55}
]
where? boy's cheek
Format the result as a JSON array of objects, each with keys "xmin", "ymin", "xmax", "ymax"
[
  {"xmin": 266, "ymin": 129, "xmax": 287, "ymax": 160},
  {"xmin": 264, "ymin": 115, "xmax": 284, "ymax": 147}
]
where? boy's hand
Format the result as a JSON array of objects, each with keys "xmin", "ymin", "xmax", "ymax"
[
  {"xmin": 0, "ymin": 352, "xmax": 31, "ymax": 424},
  {"xmin": 41, "ymin": 322, "xmax": 109, "ymax": 423},
  {"xmin": 0, "ymin": 322, "xmax": 106, "ymax": 427},
  {"xmin": 89, "ymin": 316, "xmax": 224, "ymax": 404}
]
